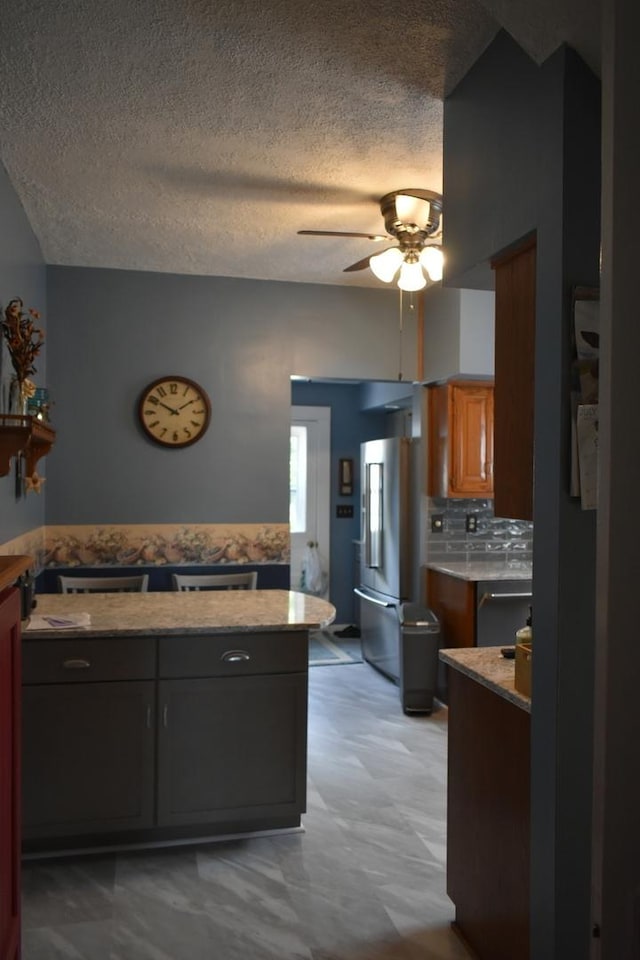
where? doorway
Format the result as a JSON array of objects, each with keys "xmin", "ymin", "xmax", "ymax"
[{"xmin": 290, "ymin": 406, "xmax": 331, "ymax": 598}]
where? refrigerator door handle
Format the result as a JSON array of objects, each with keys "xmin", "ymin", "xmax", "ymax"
[
  {"xmin": 354, "ymin": 587, "xmax": 395, "ymax": 608},
  {"xmin": 365, "ymin": 461, "xmax": 383, "ymax": 569}
]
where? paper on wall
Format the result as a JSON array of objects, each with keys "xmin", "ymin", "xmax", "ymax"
[{"xmin": 576, "ymin": 404, "xmax": 599, "ymax": 510}]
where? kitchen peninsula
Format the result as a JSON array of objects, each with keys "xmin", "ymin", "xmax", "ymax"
[
  {"xmin": 440, "ymin": 646, "xmax": 531, "ymax": 960},
  {"xmin": 22, "ymin": 589, "xmax": 335, "ymax": 855}
]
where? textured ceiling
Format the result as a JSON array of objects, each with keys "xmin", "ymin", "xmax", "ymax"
[{"xmin": 0, "ymin": 0, "xmax": 600, "ymax": 288}]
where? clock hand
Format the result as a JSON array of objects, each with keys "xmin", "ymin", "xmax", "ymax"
[
  {"xmin": 178, "ymin": 399, "xmax": 195, "ymax": 410},
  {"xmin": 158, "ymin": 401, "xmax": 179, "ymax": 415}
]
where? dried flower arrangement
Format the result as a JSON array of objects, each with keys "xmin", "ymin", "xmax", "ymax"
[{"xmin": 2, "ymin": 297, "xmax": 45, "ymax": 411}]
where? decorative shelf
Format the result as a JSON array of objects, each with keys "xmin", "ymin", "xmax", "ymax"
[{"xmin": 0, "ymin": 414, "xmax": 56, "ymax": 477}]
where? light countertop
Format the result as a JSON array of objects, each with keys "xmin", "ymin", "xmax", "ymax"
[
  {"xmin": 439, "ymin": 646, "xmax": 531, "ymax": 713},
  {"xmin": 427, "ymin": 560, "xmax": 532, "ymax": 582},
  {"xmin": 23, "ymin": 589, "xmax": 336, "ymax": 639}
]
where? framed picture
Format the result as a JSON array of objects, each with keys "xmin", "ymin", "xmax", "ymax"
[{"xmin": 338, "ymin": 458, "xmax": 354, "ymax": 496}]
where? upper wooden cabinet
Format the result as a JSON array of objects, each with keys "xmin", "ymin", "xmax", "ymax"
[
  {"xmin": 491, "ymin": 238, "xmax": 536, "ymax": 521},
  {"xmin": 428, "ymin": 380, "xmax": 494, "ymax": 498}
]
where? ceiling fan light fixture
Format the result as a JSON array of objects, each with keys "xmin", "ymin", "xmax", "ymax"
[
  {"xmin": 380, "ymin": 189, "xmax": 443, "ymax": 239},
  {"xmin": 419, "ymin": 246, "xmax": 444, "ymax": 282},
  {"xmin": 398, "ymin": 258, "xmax": 427, "ymax": 292},
  {"xmin": 369, "ymin": 246, "xmax": 404, "ymax": 282}
]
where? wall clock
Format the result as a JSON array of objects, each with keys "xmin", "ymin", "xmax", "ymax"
[{"xmin": 138, "ymin": 376, "xmax": 211, "ymax": 448}]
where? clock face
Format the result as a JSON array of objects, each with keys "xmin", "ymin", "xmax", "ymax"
[{"xmin": 138, "ymin": 376, "xmax": 211, "ymax": 448}]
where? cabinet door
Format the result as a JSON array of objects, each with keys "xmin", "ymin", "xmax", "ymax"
[
  {"xmin": 157, "ymin": 674, "xmax": 307, "ymax": 827},
  {"xmin": 492, "ymin": 239, "xmax": 536, "ymax": 520},
  {"xmin": 428, "ymin": 381, "xmax": 494, "ymax": 498},
  {"xmin": 449, "ymin": 383, "xmax": 494, "ymax": 496},
  {"xmin": 22, "ymin": 680, "xmax": 155, "ymax": 839},
  {"xmin": 0, "ymin": 588, "xmax": 21, "ymax": 960}
]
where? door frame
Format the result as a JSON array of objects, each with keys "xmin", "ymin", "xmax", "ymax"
[{"xmin": 290, "ymin": 406, "xmax": 331, "ymax": 596}]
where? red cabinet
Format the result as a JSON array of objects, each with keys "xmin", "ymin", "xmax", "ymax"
[{"xmin": 0, "ymin": 586, "xmax": 21, "ymax": 960}]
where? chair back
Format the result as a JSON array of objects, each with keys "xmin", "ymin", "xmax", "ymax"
[
  {"xmin": 58, "ymin": 574, "xmax": 149, "ymax": 594},
  {"xmin": 171, "ymin": 572, "xmax": 258, "ymax": 592}
]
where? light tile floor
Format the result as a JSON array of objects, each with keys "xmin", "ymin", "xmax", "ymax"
[{"xmin": 21, "ymin": 657, "xmax": 470, "ymax": 959}]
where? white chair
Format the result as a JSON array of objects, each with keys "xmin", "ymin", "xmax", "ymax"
[
  {"xmin": 171, "ymin": 572, "xmax": 258, "ymax": 591},
  {"xmin": 58, "ymin": 574, "xmax": 149, "ymax": 593}
]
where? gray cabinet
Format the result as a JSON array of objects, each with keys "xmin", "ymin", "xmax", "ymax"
[
  {"xmin": 156, "ymin": 630, "xmax": 308, "ymax": 828},
  {"xmin": 157, "ymin": 674, "xmax": 307, "ymax": 826},
  {"xmin": 22, "ymin": 630, "xmax": 309, "ymax": 850},
  {"xmin": 22, "ymin": 680, "xmax": 155, "ymax": 839}
]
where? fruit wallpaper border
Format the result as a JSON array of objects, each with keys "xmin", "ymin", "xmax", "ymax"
[{"xmin": 1, "ymin": 523, "xmax": 290, "ymax": 571}]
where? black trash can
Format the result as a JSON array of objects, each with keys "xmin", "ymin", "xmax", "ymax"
[{"xmin": 398, "ymin": 603, "xmax": 441, "ymax": 715}]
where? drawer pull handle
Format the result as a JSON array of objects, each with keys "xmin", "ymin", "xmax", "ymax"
[
  {"xmin": 162, "ymin": 705, "xmax": 168, "ymax": 728},
  {"xmin": 62, "ymin": 658, "xmax": 91, "ymax": 669},
  {"xmin": 221, "ymin": 650, "xmax": 251, "ymax": 663}
]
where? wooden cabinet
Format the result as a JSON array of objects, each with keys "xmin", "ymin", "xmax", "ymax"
[
  {"xmin": 428, "ymin": 380, "xmax": 494, "ymax": 498},
  {"xmin": 447, "ymin": 668, "xmax": 530, "ymax": 959},
  {"xmin": 0, "ymin": 587, "xmax": 21, "ymax": 960},
  {"xmin": 22, "ymin": 630, "xmax": 309, "ymax": 851},
  {"xmin": 426, "ymin": 568, "xmax": 533, "ymax": 703},
  {"xmin": 426, "ymin": 568, "xmax": 476, "ymax": 649},
  {"xmin": 491, "ymin": 238, "xmax": 536, "ymax": 521}
]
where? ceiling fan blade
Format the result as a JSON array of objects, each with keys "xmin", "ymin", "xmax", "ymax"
[
  {"xmin": 343, "ymin": 247, "xmax": 395, "ymax": 272},
  {"xmin": 298, "ymin": 230, "xmax": 389, "ymax": 241}
]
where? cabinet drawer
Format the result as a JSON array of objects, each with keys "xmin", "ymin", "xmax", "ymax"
[
  {"xmin": 23, "ymin": 638, "xmax": 156, "ymax": 684},
  {"xmin": 158, "ymin": 631, "xmax": 307, "ymax": 678}
]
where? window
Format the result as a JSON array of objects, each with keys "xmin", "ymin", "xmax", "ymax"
[{"xmin": 290, "ymin": 424, "xmax": 307, "ymax": 533}]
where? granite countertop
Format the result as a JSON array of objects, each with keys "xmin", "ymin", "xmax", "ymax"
[
  {"xmin": 427, "ymin": 561, "xmax": 532, "ymax": 582},
  {"xmin": 23, "ymin": 589, "xmax": 336, "ymax": 639},
  {"xmin": 439, "ymin": 646, "xmax": 531, "ymax": 713}
]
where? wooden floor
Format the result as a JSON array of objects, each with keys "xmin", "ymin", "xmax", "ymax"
[{"xmin": 21, "ymin": 660, "xmax": 471, "ymax": 959}]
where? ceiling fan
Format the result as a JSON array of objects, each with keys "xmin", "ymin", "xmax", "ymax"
[{"xmin": 298, "ymin": 188, "xmax": 444, "ymax": 291}]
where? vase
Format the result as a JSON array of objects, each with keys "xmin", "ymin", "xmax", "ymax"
[{"xmin": 9, "ymin": 379, "xmax": 29, "ymax": 416}]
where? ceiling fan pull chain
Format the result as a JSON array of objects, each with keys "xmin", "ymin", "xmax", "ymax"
[{"xmin": 398, "ymin": 287, "xmax": 404, "ymax": 381}]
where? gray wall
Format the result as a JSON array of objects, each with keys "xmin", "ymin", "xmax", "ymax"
[
  {"xmin": 0, "ymin": 160, "xmax": 47, "ymax": 541},
  {"xmin": 592, "ymin": 2, "xmax": 640, "ymax": 954},
  {"xmin": 444, "ymin": 36, "xmax": 601, "ymax": 958},
  {"xmin": 443, "ymin": 29, "xmax": 542, "ymax": 291},
  {"xmin": 45, "ymin": 266, "xmax": 410, "ymax": 525},
  {"xmin": 422, "ymin": 285, "xmax": 495, "ymax": 383}
]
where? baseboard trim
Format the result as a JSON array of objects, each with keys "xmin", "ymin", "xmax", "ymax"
[{"xmin": 22, "ymin": 825, "xmax": 305, "ymax": 861}]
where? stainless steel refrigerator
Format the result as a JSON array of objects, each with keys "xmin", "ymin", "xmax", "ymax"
[{"xmin": 355, "ymin": 437, "xmax": 414, "ymax": 681}]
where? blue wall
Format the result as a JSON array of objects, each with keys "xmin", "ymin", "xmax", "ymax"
[
  {"xmin": 291, "ymin": 381, "xmax": 394, "ymax": 622},
  {"xmin": 44, "ymin": 266, "xmax": 407, "ymax": 527},
  {"xmin": 0, "ymin": 160, "xmax": 47, "ymax": 542}
]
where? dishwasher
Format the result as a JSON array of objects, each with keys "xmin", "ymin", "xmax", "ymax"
[{"xmin": 475, "ymin": 579, "xmax": 533, "ymax": 647}]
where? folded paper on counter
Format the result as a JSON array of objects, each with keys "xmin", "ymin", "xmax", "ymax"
[{"xmin": 25, "ymin": 613, "xmax": 92, "ymax": 631}]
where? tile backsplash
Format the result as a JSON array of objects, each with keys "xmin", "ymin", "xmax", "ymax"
[{"xmin": 426, "ymin": 497, "xmax": 533, "ymax": 566}]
